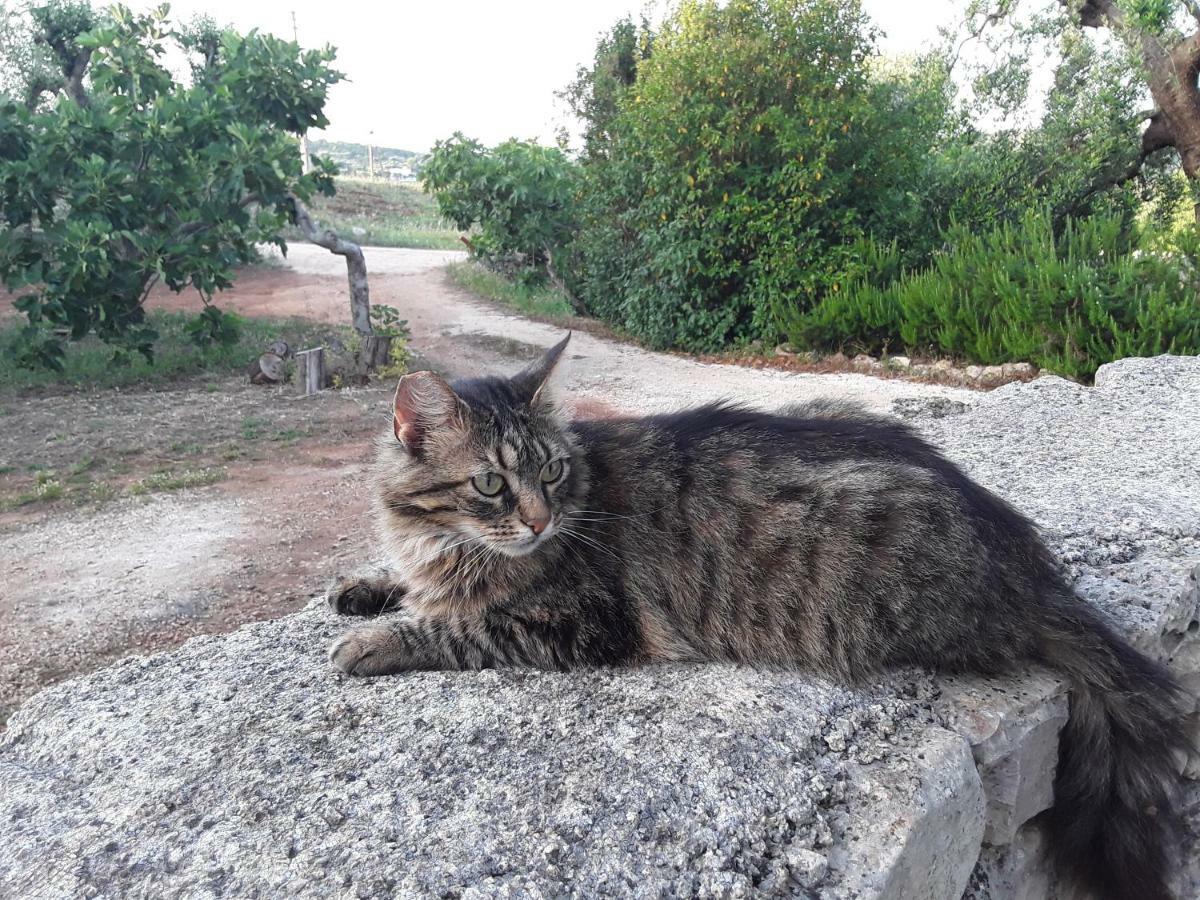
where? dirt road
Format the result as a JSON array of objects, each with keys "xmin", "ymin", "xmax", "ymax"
[
  {"xmin": 267, "ymin": 243, "xmax": 976, "ymax": 413},
  {"xmin": 0, "ymin": 246, "xmax": 972, "ymax": 724}
]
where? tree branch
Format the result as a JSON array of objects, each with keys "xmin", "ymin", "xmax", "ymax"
[
  {"xmin": 63, "ymin": 47, "xmax": 92, "ymax": 108},
  {"xmin": 290, "ymin": 196, "xmax": 373, "ymax": 335},
  {"xmin": 947, "ymin": 1, "xmax": 1013, "ymax": 72}
]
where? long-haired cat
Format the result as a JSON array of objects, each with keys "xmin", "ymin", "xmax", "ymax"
[{"xmin": 327, "ymin": 334, "xmax": 1187, "ymax": 900}]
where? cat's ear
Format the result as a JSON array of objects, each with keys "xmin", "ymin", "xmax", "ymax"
[
  {"xmin": 392, "ymin": 371, "xmax": 462, "ymax": 453},
  {"xmin": 512, "ymin": 333, "xmax": 571, "ymax": 407}
]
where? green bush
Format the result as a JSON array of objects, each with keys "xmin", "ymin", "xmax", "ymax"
[
  {"xmin": 788, "ymin": 208, "xmax": 1200, "ymax": 380},
  {"xmin": 563, "ymin": 0, "xmax": 952, "ymax": 351},
  {"xmin": 422, "ymin": 134, "xmax": 578, "ymax": 279}
]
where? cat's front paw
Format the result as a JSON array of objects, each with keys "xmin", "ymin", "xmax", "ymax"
[
  {"xmin": 329, "ymin": 625, "xmax": 406, "ymax": 677},
  {"xmin": 325, "ymin": 574, "xmax": 403, "ymax": 617}
]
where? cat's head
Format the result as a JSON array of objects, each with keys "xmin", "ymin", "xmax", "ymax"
[{"xmin": 375, "ymin": 334, "xmax": 584, "ymax": 558}]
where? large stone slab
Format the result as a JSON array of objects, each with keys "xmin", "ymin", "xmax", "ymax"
[
  {"xmin": 0, "ymin": 603, "xmax": 984, "ymax": 899},
  {"xmin": 2, "ymin": 355, "xmax": 1198, "ymax": 900}
]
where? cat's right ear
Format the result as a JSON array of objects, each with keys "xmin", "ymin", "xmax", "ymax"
[{"xmin": 393, "ymin": 371, "xmax": 462, "ymax": 453}]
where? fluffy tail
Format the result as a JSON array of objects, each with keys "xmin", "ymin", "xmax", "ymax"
[{"xmin": 1038, "ymin": 594, "xmax": 1189, "ymax": 900}]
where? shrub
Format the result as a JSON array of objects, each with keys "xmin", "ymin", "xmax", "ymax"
[
  {"xmin": 421, "ymin": 134, "xmax": 578, "ymax": 280},
  {"xmin": 563, "ymin": 0, "xmax": 953, "ymax": 351},
  {"xmin": 788, "ymin": 208, "xmax": 1200, "ymax": 380}
]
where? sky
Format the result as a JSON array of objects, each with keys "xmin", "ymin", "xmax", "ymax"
[{"xmin": 150, "ymin": 0, "xmax": 962, "ymax": 153}]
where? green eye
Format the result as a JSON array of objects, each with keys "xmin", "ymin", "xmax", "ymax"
[
  {"xmin": 541, "ymin": 459, "xmax": 565, "ymax": 483},
  {"xmin": 471, "ymin": 472, "xmax": 506, "ymax": 496}
]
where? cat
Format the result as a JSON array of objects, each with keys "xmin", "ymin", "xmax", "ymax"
[{"xmin": 327, "ymin": 334, "xmax": 1187, "ymax": 900}]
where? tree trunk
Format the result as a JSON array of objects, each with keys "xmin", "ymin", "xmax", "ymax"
[
  {"xmin": 1079, "ymin": 1, "xmax": 1200, "ymax": 221},
  {"xmin": 361, "ymin": 335, "xmax": 394, "ymax": 371},
  {"xmin": 291, "ymin": 197, "xmax": 373, "ymax": 335}
]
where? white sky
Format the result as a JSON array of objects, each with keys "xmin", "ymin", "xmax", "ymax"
[{"xmin": 149, "ymin": 0, "xmax": 961, "ymax": 153}]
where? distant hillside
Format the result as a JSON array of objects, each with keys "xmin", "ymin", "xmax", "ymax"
[{"xmin": 308, "ymin": 139, "xmax": 424, "ymax": 179}]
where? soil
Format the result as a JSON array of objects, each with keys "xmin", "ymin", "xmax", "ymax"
[{"xmin": 0, "ymin": 243, "xmax": 974, "ymax": 726}]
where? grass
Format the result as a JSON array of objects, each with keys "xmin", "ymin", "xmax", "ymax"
[
  {"xmin": 288, "ymin": 177, "xmax": 463, "ymax": 251},
  {"xmin": 448, "ymin": 261, "xmax": 576, "ymax": 319},
  {"xmin": 1, "ymin": 460, "xmax": 227, "ymax": 511},
  {"xmin": 0, "ymin": 311, "xmax": 353, "ymax": 394},
  {"xmin": 129, "ymin": 468, "xmax": 225, "ymax": 495}
]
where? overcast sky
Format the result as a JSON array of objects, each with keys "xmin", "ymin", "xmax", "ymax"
[{"xmin": 151, "ymin": 0, "xmax": 961, "ymax": 152}]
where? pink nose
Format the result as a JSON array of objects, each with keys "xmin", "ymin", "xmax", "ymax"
[{"xmin": 522, "ymin": 515, "xmax": 549, "ymax": 535}]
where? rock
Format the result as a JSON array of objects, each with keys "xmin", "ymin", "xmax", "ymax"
[
  {"xmin": 828, "ymin": 728, "xmax": 985, "ymax": 900},
  {"xmin": 852, "ymin": 353, "xmax": 878, "ymax": 369},
  {"xmin": 774, "ymin": 342, "xmax": 797, "ymax": 357},
  {"xmin": 1, "ymin": 354, "xmax": 1198, "ymax": 899},
  {"xmin": 785, "ymin": 847, "xmax": 829, "ymax": 888},
  {"xmin": 1000, "ymin": 362, "xmax": 1035, "ymax": 379},
  {"xmin": 937, "ymin": 671, "xmax": 1069, "ymax": 845},
  {"xmin": 826, "ymin": 351, "xmax": 849, "ymax": 366},
  {"xmin": 0, "ymin": 633, "xmax": 978, "ymax": 900},
  {"xmin": 965, "ymin": 365, "xmax": 985, "ymax": 380},
  {"xmin": 932, "ymin": 359, "xmax": 955, "ymax": 372},
  {"xmin": 887, "ymin": 355, "xmax": 912, "ymax": 369},
  {"xmin": 964, "ymin": 823, "xmax": 1054, "ymax": 900},
  {"xmin": 980, "ymin": 365, "xmax": 1005, "ymax": 382},
  {"xmin": 891, "ymin": 397, "xmax": 970, "ymax": 420}
]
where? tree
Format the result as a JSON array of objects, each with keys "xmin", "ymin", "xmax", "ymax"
[
  {"xmin": 959, "ymin": 0, "xmax": 1200, "ymax": 221},
  {"xmin": 0, "ymin": 2, "xmax": 369, "ymax": 368}
]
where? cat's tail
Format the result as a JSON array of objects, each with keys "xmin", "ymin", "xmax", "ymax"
[{"xmin": 1036, "ymin": 591, "xmax": 1189, "ymax": 900}]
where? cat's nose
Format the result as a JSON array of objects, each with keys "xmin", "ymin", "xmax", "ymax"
[{"xmin": 521, "ymin": 513, "xmax": 550, "ymax": 535}]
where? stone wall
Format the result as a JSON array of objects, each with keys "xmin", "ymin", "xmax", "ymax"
[{"xmin": 1, "ymin": 356, "xmax": 1197, "ymax": 899}]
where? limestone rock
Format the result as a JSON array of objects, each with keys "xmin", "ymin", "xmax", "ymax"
[
  {"xmin": 936, "ymin": 672, "xmax": 1069, "ymax": 845},
  {"xmin": 1, "ymin": 355, "xmax": 1198, "ymax": 899}
]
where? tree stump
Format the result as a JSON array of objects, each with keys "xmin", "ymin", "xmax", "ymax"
[
  {"xmin": 248, "ymin": 352, "xmax": 286, "ymax": 384},
  {"xmin": 361, "ymin": 335, "xmax": 394, "ymax": 372},
  {"xmin": 295, "ymin": 347, "xmax": 325, "ymax": 395}
]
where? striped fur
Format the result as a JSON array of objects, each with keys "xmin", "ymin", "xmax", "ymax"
[{"xmin": 328, "ymin": 336, "xmax": 1187, "ymax": 899}]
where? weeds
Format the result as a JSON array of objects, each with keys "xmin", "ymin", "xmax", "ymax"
[
  {"xmin": 448, "ymin": 262, "xmax": 576, "ymax": 319},
  {"xmin": 129, "ymin": 468, "xmax": 225, "ymax": 495}
]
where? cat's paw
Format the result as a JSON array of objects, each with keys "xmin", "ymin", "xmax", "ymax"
[
  {"xmin": 325, "ymin": 575, "xmax": 403, "ymax": 617},
  {"xmin": 329, "ymin": 625, "xmax": 405, "ymax": 677}
]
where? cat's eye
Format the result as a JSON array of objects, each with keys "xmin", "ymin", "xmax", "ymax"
[
  {"xmin": 541, "ymin": 459, "xmax": 565, "ymax": 483},
  {"xmin": 471, "ymin": 472, "xmax": 506, "ymax": 497}
]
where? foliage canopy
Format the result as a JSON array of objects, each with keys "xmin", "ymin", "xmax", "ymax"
[{"xmin": 0, "ymin": 2, "xmax": 341, "ymax": 367}]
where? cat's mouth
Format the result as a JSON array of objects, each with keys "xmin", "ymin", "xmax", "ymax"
[{"xmin": 490, "ymin": 522, "xmax": 556, "ymax": 557}]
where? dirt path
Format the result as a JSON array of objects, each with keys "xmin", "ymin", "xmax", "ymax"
[
  {"xmin": 1, "ymin": 247, "xmax": 972, "ymax": 724},
  {"xmin": 247, "ymin": 243, "xmax": 976, "ymax": 413}
]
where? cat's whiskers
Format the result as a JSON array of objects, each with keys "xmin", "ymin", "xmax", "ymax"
[
  {"xmin": 556, "ymin": 522, "xmax": 621, "ymax": 562},
  {"xmin": 456, "ymin": 542, "xmax": 496, "ymax": 587},
  {"xmin": 569, "ymin": 506, "xmax": 667, "ymax": 520}
]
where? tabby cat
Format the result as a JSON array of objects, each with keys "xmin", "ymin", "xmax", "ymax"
[{"xmin": 328, "ymin": 334, "xmax": 1186, "ymax": 900}]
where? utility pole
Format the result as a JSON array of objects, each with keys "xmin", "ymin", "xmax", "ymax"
[{"xmin": 292, "ymin": 11, "xmax": 311, "ymax": 174}]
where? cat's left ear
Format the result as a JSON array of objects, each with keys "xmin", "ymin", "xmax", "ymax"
[{"xmin": 512, "ymin": 333, "xmax": 571, "ymax": 407}]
